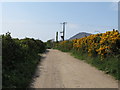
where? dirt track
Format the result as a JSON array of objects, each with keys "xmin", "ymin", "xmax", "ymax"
[{"xmin": 30, "ymin": 49, "xmax": 118, "ymax": 88}]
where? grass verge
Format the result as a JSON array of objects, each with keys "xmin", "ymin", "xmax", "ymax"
[{"xmin": 70, "ymin": 50, "xmax": 119, "ymax": 80}]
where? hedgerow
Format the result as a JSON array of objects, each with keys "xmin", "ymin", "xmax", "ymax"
[
  {"xmin": 54, "ymin": 30, "xmax": 120, "ymax": 80},
  {"xmin": 2, "ymin": 32, "xmax": 46, "ymax": 88}
]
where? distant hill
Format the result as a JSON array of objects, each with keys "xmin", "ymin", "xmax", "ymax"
[{"xmin": 69, "ymin": 32, "xmax": 92, "ymax": 40}]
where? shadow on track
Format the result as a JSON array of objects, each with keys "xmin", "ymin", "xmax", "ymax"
[{"xmin": 29, "ymin": 49, "xmax": 50, "ymax": 88}]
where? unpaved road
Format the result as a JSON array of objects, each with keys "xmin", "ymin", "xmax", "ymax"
[{"xmin": 30, "ymin": 49, "xmax": 118, "ymax": 88}]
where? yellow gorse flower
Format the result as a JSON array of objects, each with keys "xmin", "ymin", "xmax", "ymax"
[{"xmin": 56, "ymin": 30, "xmax": 120, "ymax": 60}]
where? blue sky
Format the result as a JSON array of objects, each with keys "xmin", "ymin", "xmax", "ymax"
[{"xmin": 1, "ymin": 2, "xmax": 118, "ymax": 41}]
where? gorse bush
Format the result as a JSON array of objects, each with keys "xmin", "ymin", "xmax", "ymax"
[
  {"xmin": 54, "ymin": 40, "xmax": 73, "ymax": 52},
  {"xmin": 72, "ymin": 30, "xmax": 120, "ymax": 59},
  {"xmin": 45, "ymin": 40, "xmax": 54, "ymax": 49},
  {"xmin": 54, "ymin": 30, "xmax": 120, "ymax": 80},
  {"xmin": 2, "ymin": 32, "xmax": 46, "ymax": 88}
]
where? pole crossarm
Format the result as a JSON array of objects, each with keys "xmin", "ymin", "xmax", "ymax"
[{"xmin": 60, "ymin": 22, "xmax": 67, "ymax": 41}]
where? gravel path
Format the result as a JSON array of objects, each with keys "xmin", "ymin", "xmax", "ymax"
[{"xmin": 30, "ymin": 49, "xmax": 118, "ymax": 88}]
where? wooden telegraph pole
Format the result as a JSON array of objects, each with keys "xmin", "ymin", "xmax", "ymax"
[
  {"xmin": 60, "ymin": 22, "xmax": 67, "ymax": 41},
  {"xmin": 56, "ymin": 31, "xmax": 58, "ymax": 43}
]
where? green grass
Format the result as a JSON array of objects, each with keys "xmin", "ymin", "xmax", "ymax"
[
  {"xmin": 54, "ymin": 47, "xmax": 120, "ymax": 80},
  {"xmin": 69, "ymin": 50, "xmax": 120, "ymax": 80}
]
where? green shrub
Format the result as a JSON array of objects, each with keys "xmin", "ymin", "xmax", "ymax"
[{"xmin": 2, "ymin": 32, "xmax": 46, "ymax": 88}]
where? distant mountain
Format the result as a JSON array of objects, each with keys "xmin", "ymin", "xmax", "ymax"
[{"xmin": 69, "ymin": 32, "xmax": 92, "ymax": 40}]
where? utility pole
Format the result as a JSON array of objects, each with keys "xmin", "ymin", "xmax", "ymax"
[
  {"xmin": 56, "ymin": 31, "xmax": 58, "ymax": 43},
  {"xmin": 60, "ymin": 22, "xmax": 67, "ymax": 41}
]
